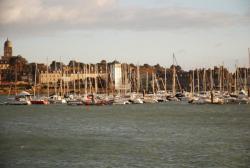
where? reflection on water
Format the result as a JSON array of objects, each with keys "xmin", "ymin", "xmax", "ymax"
[{"xmin": 0, "ymin": 102, "xmax": 250, "ymax": 168}]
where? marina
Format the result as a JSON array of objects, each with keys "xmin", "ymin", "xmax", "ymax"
[{"xmin": 0, "ymin": 0, "xmax": 250, "ymax": 167}]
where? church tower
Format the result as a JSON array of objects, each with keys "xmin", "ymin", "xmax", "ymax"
[{"xmin": 3, "ymin": 38, "xmax": 12, "ymax": 59}]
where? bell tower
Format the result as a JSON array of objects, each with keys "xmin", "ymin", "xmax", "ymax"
[{"xmin": 3, "ymin": 38, "xmax": 12, "ymax": 59}]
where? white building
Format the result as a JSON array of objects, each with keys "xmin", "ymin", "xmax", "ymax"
[
  {"xmin": 110, "ymin": 62, "xmax": 131, "ymax": 92},
  {"xmin": 111, "ymin": 63, "xmax": 122, "ymax": 90}
]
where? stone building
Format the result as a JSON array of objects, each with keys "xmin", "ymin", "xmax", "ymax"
[{"xmin": 0, "ymin": 38, "xmax": 12, "ymax": 70}]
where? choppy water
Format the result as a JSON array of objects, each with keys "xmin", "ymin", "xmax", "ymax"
[{"xmin": 0, "ymin": 99, "xmax": 250, "ymax": 167}]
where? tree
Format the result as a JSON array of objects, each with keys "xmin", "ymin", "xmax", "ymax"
[{"xmin": 7, "ymin": 55, "xmax": 28, "ymax": 81}]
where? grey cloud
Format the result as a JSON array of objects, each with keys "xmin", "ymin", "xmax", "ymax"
[{"xmin": 0, "ymin": 0, "xmax": 249, "ymax": 36}]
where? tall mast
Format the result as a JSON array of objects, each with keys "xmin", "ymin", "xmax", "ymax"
[
  {"xmin": 164, "ymin": 66, "xmax": 167, "ymax": 93},
  {"xmin": 137, "ymin": 65, "xmax": 140, "ymax": 93},
  {"xmin": 73, "ymin": 61, "xmax": 76, "ymax": 95},
  {"xmin": 129, "ymin": 66, "xmax": 132, "ymax": 94},
  {"xmin": 203, "ymin": 68, "xmax": 206, "ymax": 92},
  {"xmin": 152, "ymin": 72, "xmax": 155, "ymax": 94},
  {"xmin": 192, "ymin": 70, "xmax": 195, "ymax": 95},
  {"xmin": 105, "ymin": 62, "xmax": 108, "ymax": 95},
  {"xmin": 210, "ymin": 68, "xmax": 213, "ymax": 91},
  {"xmin": 54, "ymin": 61, "xmax": 57, "ymax": 95},
  {"xmin": 222, "ymin": 65, "xmax": 224, "ymax": 92},
  {"xmin": 248, "ymin": 48, "xmax": 250, "ymax": 68},
  {"xmin": 244, "ymin": 68, "xmax": 247, "ymax": 91},
  {"xmin": 146, "ymin": 71, "xmax": 148, "ymax": 93},
  {"xmin": 172, "ymin": 53, "xmax": 176, "ymax": 96},
  {"xmin": 124, "ymin": 64, "xmax": 128, "ymax": 95},
  {"xmin": 227, "ymin": 72, "xmax": 230, "ymax": 93},
  {"xmin": 89, "ymin": 64, "xmax": 92, "ymax": 93},
  {"xmin": 95, "ymin": 64, "xmax": 98, "ymax": 94},
  {"xmin": 78, "ymin": 62, "xmax": 80, "ymax": 96},
  {"xmin": 190, "ymin": 72, "xmax": 193, "ymax": 96},
  {"xmin": 84, "ymin": 64, "xmax": 87, "ymax": 94},
  {"xmin": 66, "ymin": 67, "xmax": 69, "ymax": 95},
  {"xmin": 60, "ymin": 58, "xmax": 63, "ymax": 96},
  {"xmin": 34, "ymin": 63, "xmax": 37, "ymax": 97},
  {"xmin": 46, "ymin": 57, "xmax": 49, "ymax": 97},
  {"xmin": 197, "ymin": 69, "xmax": 200, "ymax": 95},
  {"xmin": 14, "ymin": 63, "xmax": 17, "ymax": 95},
  {"xmin": 219, "ymin": 66, "xmax": 222, "ymax": 93},
  {"xmin": 235, "ymin": 64, "xmax": 237, "ymax": 94},
  {"xmin": 248, "ymin": 48, "xmax": 250, "ymax": 93},
  {"xmin": 110, "ymin": 65, "xmax": 113, "ymax": 95}
]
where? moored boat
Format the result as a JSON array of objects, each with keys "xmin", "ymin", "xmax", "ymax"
[{"xmin": 5, "ymin": 91, "xmax": 32, "ymax": 105}]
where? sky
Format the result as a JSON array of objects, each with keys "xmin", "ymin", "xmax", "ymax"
[{"xmin": 0, "ymin": 0, "xmax": 249, "ymax": 71}]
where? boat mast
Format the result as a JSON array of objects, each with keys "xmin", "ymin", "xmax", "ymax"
[
  {"xmin": 129, "ymin": 66, "xmax": 132, "ymax": 94},
  {"xmin": 84, "ymin": 64, "xmax": 87, "ymax": 94},
  {"xmin": 203, "ymin": 68, "xmax": 206, "ymax": 92},
  {"xmin": 192, "ymin": 70, "xmax": 195, "ymax": 95},
  {"xmin": 124, "ymin": 64, "xmax": 128, "ymax": 95},
  {"xmin": 137, "ymin": 65, "xmax": 140, "ymax": 94},
  {"xmin": 152, "ymin": 72, "xmax": 155, "ymax": 94},
  {"xmin": 60, "ymin": 58, "xmax": 63, "ymax": 96},
  {"xmin": 190, "ymin": 72, "xmax": 193, "ymax": 96},
  {"xmin": 73, "ymin": 61, "xmax": 76, "ymax": 95},
  {"xmin": 248, "ymin": 48, "xmax": 250, "ymax": 69},
  {"xmin": 219, "ymin": 66, "xmax": 222, "ymax": 93},
  {"xmin": 146, "ymin": 71, "xmax": 148, "ymax": 93},
  {"xmin": 172, "ymin": 53, "xmax": 176, "ymax": 96},
  {"xmin": 244, "ymin": 68, "xmax": 247, "ymax": 92},
  {"xmin": 95, "ymin": 64, "xmax": 98, "ymax": 94},
  {"xmin": 66, "ymin": 67, "xmax": 68, "ymax": 95},
  {"xmin": 210, "ymin": 68, "xmax": 213, "ymax": 91},
  {"xmin": 46, "ymin": 58, "xmax": 49, "ymax": 98},
  {"xmin": 105, "ymin": 63, "xmax": 108, "ymax": 95},
  {"xmin": 248, "ymin": 48, "xmax": 250, "ymax": 93},
  {"xmin": 14, "ymin": 63, "xmax": 17, "ymax": 95},
  {"xmin": 34, "ymin": 63, "xmax": 37, "ymax": 98},
  {"xmin": 164, "ymin": 66, "xmax": 167, "ymax": 93},
  {"xmin": 235, "ymin": 64, "xmax": 238, "ymax": 94},
  {"xmin": 197, "ymin": 69, "xmax": 200, "ymax": 95},
  {"xmin": 54, "ymin": 61, "xmax": 57, "ymax": 95},
  {"xmin": 78, "ymin": 62, "xmax": 81, "ymax": 96},
  {"xmin": 222, "ymin": 65, "xmax": 225, "ymax": 93}
]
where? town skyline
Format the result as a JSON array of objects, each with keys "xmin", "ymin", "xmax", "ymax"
[
  {"xmin": 0, "ymin": 38, "xmax": 249, "ymax": 72},
  {"xmin": 0, "ymin": 0, "xmax": 250, "ymax": 70}
]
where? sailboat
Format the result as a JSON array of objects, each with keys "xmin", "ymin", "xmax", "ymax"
[
  {"xmin": 167, "ymin": 53, "xmax": 180, "ymax": 101},
  {"xmin": 48, "ymin": 61, "xmax": 66, "ymax": 104},
  {"xmin": 5, "ymin": 63, "xmax": 31, "ymax": 105},
  {"xmin": 30, "ymin": 63, "xmax": 49, "ymax": 105}
]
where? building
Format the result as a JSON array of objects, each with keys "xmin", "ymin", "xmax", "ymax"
[
  {"xmin": 39, "ymin": 71, "xmax": 105, "ymax": 84},
  {"xmin": 0, "ymin": 38, "xmax": 29, "ymax": 83},
  {"xmin": 0, "ymin": 38, "xmax": 13, "ymax": 83},
  {"xmin": 110, "ymin": 61, "xmax": 130, "ymax": 92},
  {"xmin": 110, "ymin": 62, "xmax": 122, "ymax": 90},
  {"xmin": 3, "ymin": 38, "xmax": 12, "ymax": 60},
  {"xmin": 0, "ymin": 38, "xmax": 12, "ymax": 70}
]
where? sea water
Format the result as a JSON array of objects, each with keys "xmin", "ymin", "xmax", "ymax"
[{"xmin": 0, "ymin": 100, "xmax": 250, "ymax": 167}]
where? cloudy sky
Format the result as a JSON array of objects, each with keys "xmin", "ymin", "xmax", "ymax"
[{"xmin": 0, "ymin": 0, "xmax": 249, "ymax": 70}]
